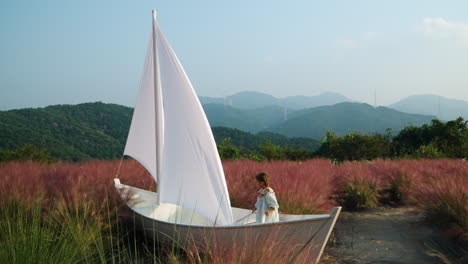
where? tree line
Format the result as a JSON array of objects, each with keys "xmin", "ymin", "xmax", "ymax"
[
  {"xmin": 1, "ymin": 117, "xmax": 466, "ymax": 163},
  {"xmin": 218, "ymin": 118, "xmax": 467, "ymax": 161}
]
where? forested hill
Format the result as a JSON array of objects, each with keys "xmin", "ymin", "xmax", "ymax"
[
  {"xmin": 0, "ymin": 102, "xmax": 319, "ymax": 161},
  {"xmin": 267, "ymin": 102, "xmax": 435, "ymax": 138},
  {"xmin": 0, "ymin": 102, "xmax": 133, "ymax": 161}
]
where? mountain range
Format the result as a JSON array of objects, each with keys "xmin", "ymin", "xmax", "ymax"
[
  {"xmin": 203, "ymin": 104, "xmax": 288, "ymax": 133},
  {"xmin": 265, "ymin": 102, "xmax": 433, "ymax": 138},
  {"xmin": 388, "ymin": 94, "xmax": 468, "ymax": 121},
  {"xmin": 203, "ymin": 102, "xmax": 434, "ymax": 138},
  {"xmin": 200, "ymin": 91, "xmax": 352, "ymax": 110},
  {"xmin": 201, "ymin": 91, "xmax": 467, "ymax": 121}
]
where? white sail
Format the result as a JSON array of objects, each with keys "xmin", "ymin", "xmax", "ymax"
[
  {"xmin": 124, "ymin": 33, "xmax": 163, "ymax": 184},
  {"xmin": 124, "ymin": 13, "xmax": 233, "ymax": 225}
]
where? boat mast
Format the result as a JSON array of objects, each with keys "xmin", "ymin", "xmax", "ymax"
[{"xmin": 152, "ymin": 10, "xmax": 162, "ymax": 205}]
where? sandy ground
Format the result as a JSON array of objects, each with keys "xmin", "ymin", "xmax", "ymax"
[{"xmin": 320, "ymin": 207, "xmax": 466, "ymax": 264}]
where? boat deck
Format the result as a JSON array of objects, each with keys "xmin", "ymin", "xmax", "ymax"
[{"xmin": 115, "ymin": 179, "xmax": 331, "ymax": 227}]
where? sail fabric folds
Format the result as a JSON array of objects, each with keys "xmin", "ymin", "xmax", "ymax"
[
  {"xmin": 124, "ymin": 14, "xmax": 233, "ymax": 226},
  {"xmin": 124, "ymin": 35, "xmax": 164, "ymax": 182}
]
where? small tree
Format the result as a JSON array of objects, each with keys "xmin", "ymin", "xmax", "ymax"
[
  {"xmin": 394, "ymin": 117, "xmax": 467, "ymax": 158},
  {"xmin": 282, "ymin": 147, "xmax": 311, "ymax": 161},
  {"xmin": 217, "ymin": 138, "xmax": 242, "ymax": 160},
  {"xmin": 414, "ymin": 144, "xmax": 444, "ymax": 159},
  {"xmin": 259, "ymin": 141, "xmax": 283, "ymax": 160},
  {"xmin": 0, "ymin": 144, "xmax": 56, "ymax": 163},
  {"xmin": 314, "ymin": 131, "xmax": 388, "ymax": 161},
  {"xmin": 245, "ymin": 151, "xmax": 266, "ymax": 162}
]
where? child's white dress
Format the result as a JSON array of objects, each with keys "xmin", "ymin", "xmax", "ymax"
[{"xmin": 255, "ymin": 187, "xmax": 280, "ymax": 224}]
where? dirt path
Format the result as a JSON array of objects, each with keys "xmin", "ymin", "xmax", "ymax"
[{"xmin": 321, "ymin": 207, "xmax": 461, "ymax": 264}]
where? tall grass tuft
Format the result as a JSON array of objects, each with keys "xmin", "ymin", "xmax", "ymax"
[
  {"xmin": 339, "ymin": 179, "xmax": 378, "ymax": 210},
  {"xmin": 387, "ymin": 173, "xmax": 413, "ymax": 204},
  {"xmin": 333, "ymin": 162, "xmax": 380, "ymax": 211},
  {"xmin": 412, "ymin": 163, "xmax": 467, "ymax": 233},
  {"xmin": 0, "ymin": 196, "xmax": 97, "ymax": 263},
  {"xmin": 369, "ymin": 160, "xmax": 417, "ymax": 205}
]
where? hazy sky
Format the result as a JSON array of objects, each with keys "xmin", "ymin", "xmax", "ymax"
[{"xmin": 1, "ymin": 0, "xmax": 467, "ymax": 110}]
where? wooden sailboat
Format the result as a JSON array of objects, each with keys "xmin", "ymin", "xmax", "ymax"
[{"xmin": 115, "ymin": 10, "xmax": 341, "ymax": 263}]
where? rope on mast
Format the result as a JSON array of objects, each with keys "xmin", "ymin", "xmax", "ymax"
[{"xmin": 115, "ymin": 153, "xmax": 125, "ymax": 179}]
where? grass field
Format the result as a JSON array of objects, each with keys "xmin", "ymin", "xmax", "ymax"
[{"xmin": 0, "ymin": 159, "xmax": 466, "ymax": 263}]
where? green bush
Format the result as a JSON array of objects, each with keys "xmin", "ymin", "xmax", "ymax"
[
  {"xmin": 424, "ymin": 190, "xmax": 467, "ymax": 233},
  {"xmin": 217, "ymin": 138, "xmax": 242, "ymax": 160},
  {"xmin": 282, "ymin": 147, "xmax": 311, "ymax": 161},
  {"xmin": 315, "ymin": 131, "xmax": 391, "ymax": 161},
  {"xmin": 339, "ymin": 179, "xmax": 379, "ymax": 211},
  {"xmin": 244, "ymin": 151, "xmax": 266, "ymax": 162},
  {"xmin": 394, "ymin": 117, "xmax": 467, "ymax": 158},
  {"xmin": 387, "ymin": 173, "xmax": 412, "ymax": 205},
  {"xmin": 0, "ymin": 144, "xmax": 56, "ymax": 163},
  {"xmin": 414, "ymin": 144, "xmax": 444, "ymax": 159},
  {"xmin": 259, "ymin": 141, "xmax": 283, "ymax": 160}
]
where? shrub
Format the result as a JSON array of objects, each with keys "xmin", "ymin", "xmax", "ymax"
[
  {"xmin": 387, "ymin": 172, "xmax": 413, "ymax": 204},
  {"xmin": 333, "ymin": 162, "xmax": 381, "ymax": 211},
  {"xmin": 259, "ymin": 141, "xmax": 283, "ymax": 160},
  {"xmin": 217, "ymin": 138, "xmax": 242, "ymax": 160},
  {"xmin": 370, "ymin": 161, "xmax": 417, "ymax": 206},
  {"xmin": 414, "ymin": 144, "xmax": 444, "ymax": 159},
  {"xmin": 316, "ymin": 131, "xmax": 390, "ymax": 161},
  {"xmin": 282, "ymin": 147, "xmax": 311, "ymax": 161},
  {"xmin": 425, "ymin": 190, "xmax": 467, "ymax": 232},
  {"xmin": 339, "ymin": 179, "xmax": 378, "ymax": 210},
  {"xmin": 244, "ymin": 151, "xmax": 266, "ymax": 162},
  {"xmin": 415, "ymin": 174, "xmax": 467, "ymax": 232},
  {"xmin": 0, "ymin": 144, "xmax": 56, "ymax": 163}
]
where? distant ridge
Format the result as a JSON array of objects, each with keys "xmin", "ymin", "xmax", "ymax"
[
  {"xmin": 203, "ymin": 103, "xmax": 289, "ymax": 133},
  {"xmin": 388, "ymin": 94, "xmax": 468, "ymax": 121},
  {"xmin": 227, "ymin": 91, "xmax": 280, "ymax": 109},
  {"xmin": 281, "ymin": 92, "xmax": 352, "ymax": 109},
  {"xmin": 200, "ymin": 90, "xmax": 352, "ymax": 110},
  {"xmin": 265, "ymin": 102, "xmax": 435, "ymax": 139},
  {"xmin": 203, "ymin": 99, "xmax": 436, "ymax": 139}
]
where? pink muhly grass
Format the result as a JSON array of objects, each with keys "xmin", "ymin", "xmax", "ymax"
[
  {"xmin": 181, "ymin": 224, "xmax": 322, "ymax": 264},
  {"xmin": 0, "ymin": 160, "xmax": 153, "ymax": 219},
  {"xmin": 333, "ymin": 161, "xmax": 382, "ymax": 210},
  {"xmin": 410, "ymin": 159, "xmax": 467, "ymax": 236},
  {"xmin": 367, "ymin": 159, "xmax": 421, "ymax": 205},
  {"xmin": 202, "ymin": 238, "xmax": 310, "ymax": 264},
  {"xmin": 272, "ymin": 159, "xmax": 336, "ymax": 214},
  {"xmin": 0, "ymin": 160, "xmax": 154, "ymax": 263},
  {"xmin": 223, "ymin": 159, "xmax": 336, "ymax": 214},
  {"xmin": 2, "ymin": 158, "xmax": 466, "ymax": 262}
]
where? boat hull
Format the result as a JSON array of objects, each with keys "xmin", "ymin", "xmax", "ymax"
[{"xmin": 115, "ymin": 180, "xmax": 341, "ymax": 263}]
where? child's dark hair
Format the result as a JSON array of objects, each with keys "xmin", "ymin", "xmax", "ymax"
[{"xmin": 255, "ymin": 172, "xmax": 269, "ymax": 187}]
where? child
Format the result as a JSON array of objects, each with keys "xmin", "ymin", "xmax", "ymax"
[{"xmin": 254, "ymin": 172, "xmax": 279, "ymax": 224}]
